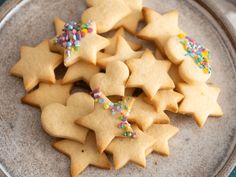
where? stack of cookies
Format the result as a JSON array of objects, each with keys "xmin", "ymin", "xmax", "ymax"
[{"xmin": 10, "ymin": 0, "xmax": 223, "ymax": 177}]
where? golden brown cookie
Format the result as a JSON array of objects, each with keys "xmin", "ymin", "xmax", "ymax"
[
  {"xmin": 129, "ymin": 94, "xmax": 170, "ymax": 130},
  {"xmin": 144, "ymin": 89, "xmax": 184, "ymax": 113},
  {"xmin": 22, "ymin": 80, "xmax": 72, "ymax": 109},
  {"xmin": 98, "ymin": 36, "xmax": 143, "ymax": 68},
  {"xmin": 106, "ymin": 126, "xmax": 155, "ymax": 169},
  {"xmin": 41, "ymin": 92, "xmax": 94, "ymax": 143},
  {"xmin": 177, "ymin": 83, "xmax": 223, "ymax": 127},
  {"xmin": 10, "ymin": 40, "xmax": 62, "ymax": 92},
  {"xmin": 53, "ymin": 132, "xmax": 111, "ymax": 177},
  {"xmin": 90, "ymin": 61, "xmax": 129, "ymax": 96},
  {"xmin": 126, "ymin": 49, "xmax": 174, "ymax": 98},
  {"xmin": 145, "ymin": 124, "xmax": 179, "ymax": 156}
]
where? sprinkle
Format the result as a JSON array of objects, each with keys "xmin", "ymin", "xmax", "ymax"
[
  {"xmin": 177, "ymin": 33, "xmax": 212, "ymax": 74},
  {"xmin": 53, "ymin": 20, "xmax": 93, "ymax": 65}
]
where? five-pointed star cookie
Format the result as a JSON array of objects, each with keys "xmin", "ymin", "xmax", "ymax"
[
  {"xmin": 82, "ymin": 0, "xmax": 131, "ymax": 33},
  {"xmin": 55, "ymin": 22, "xmax": 109, "ymax": 66},
  {"xmin": 76, "ymin": 93, "xmax": 135, "ymax": 153},
  {"xmin": 105, "ymin": 126, "xmax": 155, "ymax": 169},
  {"xmin": 41, "ymin": 92, "xmax": 94, "ymax": 143},
  {"xmin": 104, "ymin": 28, "xmax": 141, "ymax": 55},
  {"xmin": 145, "ymin": 124, "xmax": 179, "ymax": 156},
  {"xmin": 98, "ymin": 36, "xmax": 143, "ymax": 68},
  {"xmin": 138, "ymin": 8, "xmax": 183, "ymax": 53},
  {"xmin": 177, "ymin": 83, "xmax": 223, "ymax": 127},
  {"xmin": 126, "ymin": 49, "xmax": 174, "ymax": 98},
  {"xmin": 144, "ymin": 89, "xmax": 184, "ymax": 113},
  {"xmin": 129, "ymin": 94, "xmax": 170, "ymax": 130},
  {"xmin": 113, "ymin": 0, "xmax": 143, "ymax": 34},
  {"xmin": 22, "ymin": 80, "xmax": 72, "ymax": 109},
  {"xmin": 53, "ymin": 132, "xmax": 111, "ymax": 177},
  {"xmin": 62, "ymin": 61, "xmax": 100, "ymax": 84},
  {"xmin": 10, "ymin": 40, "xmax": 63, "ymax": 92}
]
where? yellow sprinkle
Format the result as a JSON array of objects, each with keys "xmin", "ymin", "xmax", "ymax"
[
  {"xmin": 178, "ymin": 33, "xmax": 186, "ymax": 39},
  {"xmin": 71, "ymin": 48, "xmax": 74, "ymax": 52},
  {"xmin": 202, "ymin": 51, "xmax": 208, "ymax": 57},
  {"xmin": 203, "ymin": 68, "xmax": 209, "ymax": 74},
  {"xmin": 103, "ymin": 103, "xmax": 109, "ymax": 109},
  {"xmin": 205, "ymin": 58, "xmax": 209, "ymax": 63},
  {"xmin": 81, "ymin": 29, "xmax": 88, "ymax": 33}
]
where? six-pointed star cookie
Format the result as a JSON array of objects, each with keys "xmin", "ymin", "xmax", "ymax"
[
  {"xmin": 144, "ymin": 89, "xmax": 184, "ymax": 113},
  {"xmin": 105, "ymin": 126, "xmax": 155, "ymax": 169},
  {"xmin": 177, "ymin": 83, "xmax": 223, "ymax": 127},
  {"xmin": 129, "ymin": 94, "xmax": 170, "ymax": 130},
  {"xmin": 126, "ymin": 49, "xmax": 174, "ymax": 98},
  {"xmin": 62, "ymin": 61, "xmax": 100, "ymax": 84},
  {"xmin": 98, "ymin": 36, "xmax": 143, "ymax": 68},
  {"xmin": 145, "ymin": 124, "xmax": 179, "ymax": 156},
  {"xmin": 76, "ymin": 94, "xmax": 134, "ymax": 153},
  {"xmin": 53, "ymin": 132, "xmax": 111, "ymax": 177},
  {"xmin": 22, "ymin": 80, "xmax": 72, "ymax": 109},
  {"xmin": 10, "ymin": 40, "xmax": 63, "ymax": 92},
  {"xmin": 138, "ymin": 8, "xmax": 183, "ymax": 53},
  {"xmin": 104, "ymin": 28, "xmax": 141, "ymax": 55}
]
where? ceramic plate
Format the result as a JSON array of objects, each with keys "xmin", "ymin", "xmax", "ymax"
[{"xmin": 0, "ymin": 0, "xmax": 235, "ymax": 177}]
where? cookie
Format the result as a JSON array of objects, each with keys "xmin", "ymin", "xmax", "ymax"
[
  {"xmin": 165, "ymin": 33, "xmax": 212, "ymax": 84},
  {"xmin": 82, "ymin": 0, "xmax": 131, "ymax": 33},
  {"xmin": 22, "ymin": 80, "xmax": 72, "ymax": 110},
  {"xmin": 98, "ymin": 36, "xmax": 143, "ymax": 68},
  {"xmin": 145, "ymin": 124, "xmax": 179, "ymax": 156},
  {"xmin": 126, "ymin": 49, "xmax": 174, "ymax": 98},
  {"xmin": 106, "ymin": 126, "xmax": 155, "ymax": 169},
  {"xmin": 129, "ymin": 94, "xmax": 170, "ymax": 130},
  {"xmin": 168, "ymin": 65, "xmax": 184, "ymax": 85},
  {"xmin": 138, "ymin": 8, "xmax": 183, "ymax": 53},
  {"xmin": 155, "ymin": 49, "xmax": 165, "ymax": 60},
  {"xmin": 41, "ymin": 92, "xmax": 94, "ymax": 143},
  {"xmin": 51, "ymin": 21, "xmax": 109, "ymax": 66},
  {"xmin": 113, "ymin": 0, "xmax": 143, "ymax": 34},
  {"xmin": 144, "ymin": 89, "xmax": 184, "ymax": 113},
  {"xmin": 177, "ymin": 83, "xmax": 223, "ymax": 127},
  {"xmin": 54, "ymin": 17, "xmax": 65, "ymax": 36},
  {"xmin": 62, "ymin": 61, "xmax": 100, "ymax": 84},
  {"xmin": 104, "ymin": 28, "xmax": 141, "ymax": 55},
  {"xmin": 90, "ymin": 61, "xmax": 129, "ymax": 96},
  {"xmin": 53, "ymin": 132, "xmax": 111, "ymax": 177},
  {"xmin": 76, "ymin": 89, "xmax": 135, "ymax": 153},
  {"xmin": 10, "ymin": 40, "xmax": 62, "ymax": 92}
]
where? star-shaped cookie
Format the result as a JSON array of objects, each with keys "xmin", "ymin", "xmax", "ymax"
[
  {"xmin": 10, "ymin": 40, "xmax": 62, "ymax": 91},
  {"xmin": 126, "ymin": 49, "xmax": 174, "ymax": 98},
  {"xmin": 22, "ymin": 80, "xmax": 72, "ymax": 109},
  {"xmin": 41, "ymin": 92, "xmax": 94, "ymax": 143},
  {"xmin": 82, "ymin": 0, "xmax": 131, "ymax": 33},
  {"xmin": 145, "ymin": 124, "xmax": 179, "ymax": 156},
  {"xmin": 144, "ymin": 89, "xmax": 184, "ymax": 113},
  {"xmin": 62, "ymin": 61, "xmax": 100, "ymax": 84},
  {"xmin": 53, "ymin": 132, "xmax": 111, "ymax": 177},
  {"xmin": 50, "ymin": 21, "xmax": 109, "ymax": 66},
  {"xmin": 104, "ymin": 28, "xmax": 141, "ymax": 55},
  {"xmin": 113, "ymin": 0, "xmax": 143, "ymax": 34},
  {"xmin": 177, "ymin": 83, "xmax": 223, "ymax": 127},
  {"xmin": 105, "ymin": 126, "xmax": 155, "ymax": 169},
  {"xmin": 76, "ymin": 94, "xmax": 134, "ymax": 153},
  {"xmin": 98, "ymin": 36, "xmax": 143, "ymax": 68},
  {"xmin": 138, "ymin": 8, "xmax": 183, "ymax": 53},
  {"xmin": 129, "ymin": 94, "xmax": 170, "ymax": 130}
]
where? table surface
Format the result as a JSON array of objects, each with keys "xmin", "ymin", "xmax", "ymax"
[{"xmin": 0, "ymin": 0, "xmax": 235, "ymax": 177}]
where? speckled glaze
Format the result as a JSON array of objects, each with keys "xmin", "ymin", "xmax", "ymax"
[{"xmin": 0, "ymin": 0, "xmax": 235, "ymax": 177}]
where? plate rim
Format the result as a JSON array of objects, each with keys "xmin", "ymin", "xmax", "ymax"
[{"xmin": 0, "ymin": 0, "xmax": 235, "ymax": 176}]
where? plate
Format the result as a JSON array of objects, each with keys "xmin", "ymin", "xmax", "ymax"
[{"xmin": 0, "ymin": 0, "xmax": 236, "ymax": 177}]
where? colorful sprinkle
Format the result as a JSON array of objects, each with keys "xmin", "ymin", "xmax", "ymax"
[
  {"xmin": 53, "ymin": 20, "xmax": 93, "ymax": 64},
  {"xmin": 177, "ymin": 33, "xmax": 212, "ymax": 74},
  {"xmin": 90, "ymin": 88, "xmax": 135, "ymax": 138}
]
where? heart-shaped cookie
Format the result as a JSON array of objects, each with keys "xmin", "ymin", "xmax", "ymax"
[
  {"xmin": 41, "ymin": 92, "xmax": 94, "ymax": 143},
  {"xmin": 90, "ymin": 61, "xmax": 129, "ymax": 96}
]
